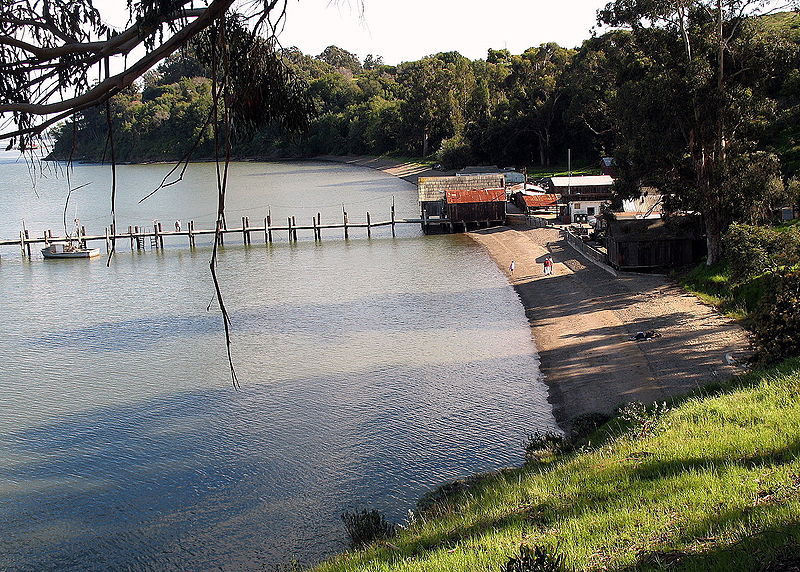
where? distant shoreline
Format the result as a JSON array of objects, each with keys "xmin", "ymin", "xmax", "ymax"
[{"xmin": 312, "ymin": 154, "xmax": 455, "ymax": 185}]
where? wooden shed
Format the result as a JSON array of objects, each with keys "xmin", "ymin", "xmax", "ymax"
[
  {"xmin": 443, "ymin": 188, "xmax": 506, "ymax": 231},
  {"xmin": 418, "ymin": 174, "xmax": 505, "ymax": 232},
  {"xmin": 606, "ymin": 217, "xmax": 706, "ymax": 270}
]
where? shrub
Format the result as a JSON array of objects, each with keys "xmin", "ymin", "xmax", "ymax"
[
  {"xmin": 524, "ymin": 431, "xmax": 571, "ymax": 465},
  {"xmin": 724, "ymin": 224, "xmax": 782, "ymax": 282},
  {"xmin": 724, "ymin": 224, "xmax": 800, "ymax": 283},
  {"xmin": 751, "ymin": 270, "xmax": 800, "ymax": 364},
  {"xmin": 569, "ymin": 412, "xmax": 612, "ymax": 442},
  {"xmin": 617, "ymin": 401, "xmax": 671, "ymax": 440},
  {"xmin": 341, "ymin": 508, "xmax": 395, "ymax": 548},
  {"xmin": 503, "ymin": 544, "xmax": 570, "ymax": 572},
  {"xmin": 437, "ymin": 134, "xmax": 474, "ymax": 171}
]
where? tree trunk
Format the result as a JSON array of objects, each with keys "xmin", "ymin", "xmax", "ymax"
[
  {"xmin": 538, "ymin": 133, "xmax": 546, "ymax": 166},
  {"xmin": 704, "ymin": 209, "xmax": 724, "ymax": 265},
  {"xmin": 544, "ymin": 129, "xmax": 551, "ymax": 167},
  {"xmin": 706, "ymin": 232, "xmax": 723, "ymax": 265}
]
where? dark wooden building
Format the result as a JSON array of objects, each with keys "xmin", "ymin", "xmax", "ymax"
[
  {"xmin": 418, "ymin": 175, "xmax": 506, "ymax": 232},
  {"xmin": 606, "ymin": 217, "xmax": 706, "ymax": 270},
  {"xmin": 444, "ymin": 188, "xmax": 506, "ymax": 230}
]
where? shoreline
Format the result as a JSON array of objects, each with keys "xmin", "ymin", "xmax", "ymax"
[
  {"xmin": 313, "ymin": 154, "xmax": 454, "ymax": 185},
  {"xmin": 316, "ymin": 154, "xmax": 750, "ymax": 431},
  {"xmin": 468, "ymin": 225, "xmax": 749, "ymax": 431}
]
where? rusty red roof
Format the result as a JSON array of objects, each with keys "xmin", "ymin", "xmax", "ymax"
[
  {"xmin": 522, "ymin": 193, "xmax": 560, "ymax": 207},
  {"xmin": 444, "ymin": 188, "xmax": 506, "ymax": 204}
]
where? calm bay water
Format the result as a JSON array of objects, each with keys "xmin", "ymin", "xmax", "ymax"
[{"xmin": 0, "ymin": 152, "xmax": 556, "ymax": 570}]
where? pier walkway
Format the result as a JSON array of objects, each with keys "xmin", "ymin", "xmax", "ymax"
[{"xmin": 0, "ymin": 204, "xmax": 453, "ymax": 258}]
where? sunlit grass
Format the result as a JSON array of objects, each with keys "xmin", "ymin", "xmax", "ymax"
[{"xmin": 314, "ymin": 359, "xmax": 800, "ymax": 571}]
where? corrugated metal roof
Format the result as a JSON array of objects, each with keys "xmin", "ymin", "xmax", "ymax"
[
  {"xmin": 418, "ymin": 174, "xmax": 505, "ymax": 202},
  {"xmin": 445, "ymin": 188, "xmax": 507, "ymax": 204},
  {"xmin": 522, "ymin": 193, "xmax": 560, "ymax": 207},
  {"xmin": 622, "ymin": 194, "xmax": 662, "ymax": 213},
  {"xmin": 548, "ymin": 175, "xmax": 614, "ymax": 187},
  {"xmin": 508, "ymin": 183, "xmax": 547, "ymax": 194}
]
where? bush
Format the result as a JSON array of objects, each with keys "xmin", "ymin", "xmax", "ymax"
[
  {"xmin": 341, "ymin": 508, "xmax": 395, "ymax": 548},
  {"xmin": 724, "ymin": 224, "xmax": 800, "ymax": 283},
  {"xmin": 617, "ymin": 401, "xmax": 671, "ymax": 440},
  {"xmin": 569, "ymin": 412, "xmax": 612, "ymax": 442},
  {"xmin": 524, "ymin": 431, "xmax": 571, "ymax": 465},
  {"xmin": 751, "ymin": 270, "xmax": 800, "ymax": 364},
  {"xmin": 503, "ymin": 544, "xmax": 570, "ymax": 572},
  {"xmin": 436, "ymin": 134, "xmax": 474, "ymax": 171}
]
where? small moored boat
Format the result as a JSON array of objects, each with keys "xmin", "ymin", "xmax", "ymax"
[{"xmin": 41, "ymin": 242, "xmax": 100, "ymax": 259}]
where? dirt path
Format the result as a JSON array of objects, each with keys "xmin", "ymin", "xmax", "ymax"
[
  {"xmin": 314, "ymin": 155, "xmax": 452, "ymax": 185},
  {"xmin": 469, "ymin": 226, "xmax": 749, "ymax": 431}
]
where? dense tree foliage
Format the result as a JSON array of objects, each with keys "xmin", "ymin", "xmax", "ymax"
[
  {"xmin": 596, "ymin": 0, "xmax": 800, "ymax": 263},
  {"xmin": 51, "ymin": 12, "xmax": 800, "ymax": 250}
]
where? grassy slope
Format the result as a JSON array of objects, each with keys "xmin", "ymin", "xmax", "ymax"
[
  {"xmin": 315, "ymin": 359, "xmax": 800, "ymax": 571},
  {"xmin": 675, "ymin": 262, "xmax": 759, "ymax": 321}
]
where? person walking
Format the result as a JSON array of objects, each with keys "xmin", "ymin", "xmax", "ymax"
[
  {"xmin": 544, "ymin": 255, "xmax": 553, "ymax": 276},
  {"xmin": 509, "ymin": 260, "xmax": 516, "ymax": 275}
]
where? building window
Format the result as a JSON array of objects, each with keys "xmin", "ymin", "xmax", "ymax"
[
  {"xmin": 587, "ymin": 207, "xmax": 595, "ymax": 215},
  {"xmin": 573, "ymin": 203, "xmax": 581, "ymax": 210}
]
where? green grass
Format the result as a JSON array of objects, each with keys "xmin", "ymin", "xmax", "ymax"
[
  {"xmin": 778, "ymin": 217, "xmax": 800, "ymax": 231},
  {"xmin": 674, "ymin": 260, "xmax": 772, "ymax": 321},
  {"xmin": 674, "ymin": 261, "xmax": 749, "ymax": 319},
  {"xmin": 525, "ymin": 162, "xmax": 602, "ymax": 178},
  {"xmin": 314, "ymin": 359, "xmax": 800, "ymax": 571}
]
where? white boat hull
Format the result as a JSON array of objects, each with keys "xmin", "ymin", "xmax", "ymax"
[{"xmin": 41, "ymin": 246, "xmax": 101, "ymax": 259}]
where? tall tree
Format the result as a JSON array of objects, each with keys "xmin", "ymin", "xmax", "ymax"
[
  {"xmin": 397, "ymin": 57, "xmax": 454, "ymax": 156},
  {"xmin": 599, "ymin": 0, "xmax": 799, "ymax": 264},
  {"xmin": 507, "ymin": 43, "xmax": 574, "ymax": 166}
]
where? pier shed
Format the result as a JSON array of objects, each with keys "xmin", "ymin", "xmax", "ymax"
[
  {"xmin": 444, "ymin": 188, "xmax": 507, "ymax": 230},
  {"xmin": 418, "ymin": 174, "xmax": 505, "ymax": 232}
]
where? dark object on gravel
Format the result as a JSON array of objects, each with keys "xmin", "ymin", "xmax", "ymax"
[{"xmin": 630, "ymin": 330, "xmax": 662, "ymax": 341}]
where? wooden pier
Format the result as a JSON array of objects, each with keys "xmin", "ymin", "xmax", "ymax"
[{"xmin": 0, "ymin": 204, "xmax": 446, "ymax": 258}]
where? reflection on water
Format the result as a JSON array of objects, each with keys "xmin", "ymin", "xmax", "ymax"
[{"xmin": 0, "ymin": 159, "xmax": 556, "ymax": 570}]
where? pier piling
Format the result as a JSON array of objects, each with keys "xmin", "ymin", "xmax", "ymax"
[{"xmin": 1, "ymin": 204, "xmax": 425, "ymax": 257}]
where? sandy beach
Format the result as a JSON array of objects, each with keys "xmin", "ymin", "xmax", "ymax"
[
  {"xmin": 469, "ymin": 225, "xmax": 749, "ymax": 430},
  {"xmin": 316, "ymin": 155, "xmax": 751, "ymax": 431}
]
